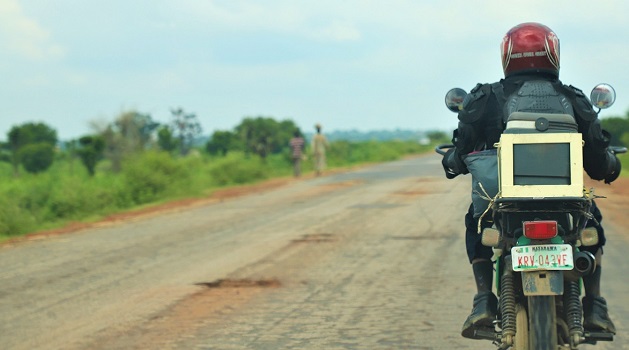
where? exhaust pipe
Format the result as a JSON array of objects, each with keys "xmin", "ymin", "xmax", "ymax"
[{"xmin": 565, "ymin": 251, "xmax": 596, "ymax": 281}]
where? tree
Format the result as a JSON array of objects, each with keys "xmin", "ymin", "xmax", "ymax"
[
  {"xmin": 235, "ymin": 117, "xmax": 299, "ymax": 159},
  {"xmin": 113, "ymin": 111, "xmax": 159, "ymax": 152},
  {"xmin": 426, "ymin": 130, "xmax": 448, "ymax": 143},
  {"xmin": 0, "ymin": 141, "xmax": 10, "ymax": 163},
  {"xmin": 7, "ymin": 122, "xmax": 58, "ymax": 175},
  {"xmin": 206, "ymin": 130, "xmax": 237, "ymax": 156},
  {"xmin": 97, "ymin": 110, "xmax": 159, "ymax": 172},
  {"xmin": 19, "ymin": 143, "xmax": 55, "ymax": 174},
  {"xmin": 156, "ymin": 125, "xmax": 179, "ymax": 153},
  {"xmin": 170, "ymin": 107, "xmax": 202, "ymax": 155},
  {"xmin": 77, "ymin": 135, "xmax": 105, "ymax": 176},
  {"xmin": 600, "ymin": 115, "xmax": 629, "ymax": 146}
]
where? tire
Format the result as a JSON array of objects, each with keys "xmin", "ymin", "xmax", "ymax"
[
  {"xmin": 514, "ymin": 303, "xmax": 529, "ymax": 350},
  {"xmin": 528, "ymin": 296, "xmax": 557, "ymax": 350}
]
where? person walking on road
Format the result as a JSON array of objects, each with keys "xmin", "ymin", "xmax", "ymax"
[
  {"xmin": 289, "ymin": 129, "xmax": 305, "ymax": 177},
  {"xmin": 311, "ymin": 124, "xmax": 329, "ymax": 176}
]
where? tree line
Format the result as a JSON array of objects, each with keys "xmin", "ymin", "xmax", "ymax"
[
  {"xmin": 600, "ymin": 110, "xmax": 629, "ymax": 146},
  {"xmin": 0, "ymin": 108, "xmax": 304, "ymax": 177},
  {"xmin": 6, "ymin": 105, "xmax": 624, "ymax": 179}
]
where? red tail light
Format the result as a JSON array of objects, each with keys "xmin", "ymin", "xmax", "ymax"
[{"xmin": 523, "ymin": 221, "xmax": 558, "ymax": 239}]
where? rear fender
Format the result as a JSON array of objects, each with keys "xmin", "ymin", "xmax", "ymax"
[{"xmin": 522, "ymin": 270, "xmax": 564, "ymax": 296}]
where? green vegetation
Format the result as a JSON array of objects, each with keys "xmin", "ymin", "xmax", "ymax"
[
  {"xmin": 3, "ymin": 105, "xmax": 628, "ymax": 241},
  {"xmin": 7, "ymin": 122, "xmax": 58, "ymax": 175},
  {"xmin": 600, "ymin": 110, "xmax": 629, "ymax": 177},
  {"xmin": 0, "ymin": 112, "xmax": 437, "ymax": 241},
  {"xmin": 618, "ymin": 153, "xmax": 628, "ymax": 177}
]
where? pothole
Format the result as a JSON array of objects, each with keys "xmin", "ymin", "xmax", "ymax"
[
  {"xmin": 196, "ymin": 278, "xmax": 281, "ymax": 289},
  {"xmin": 292, "ymin": 233, "xmax": 337, "ymax": 243}
]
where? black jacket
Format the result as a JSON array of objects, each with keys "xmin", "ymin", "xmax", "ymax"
[{"xmin": 444, "ymin": 73, "xmax": 620, "ymax": 183}]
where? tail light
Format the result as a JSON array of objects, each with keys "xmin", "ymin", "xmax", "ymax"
[{"xmin": 523, "ymin": 220, "xmax": 557, "ymax": 239}]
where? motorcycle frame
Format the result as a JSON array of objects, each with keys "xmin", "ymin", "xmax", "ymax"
[
  {"xmin": 492, "ymin": 197, "xmax": 591, "ymax": 349},
  {"xmin": 490, "ymin": 122, "xmax": 594, "ymax": 348}
]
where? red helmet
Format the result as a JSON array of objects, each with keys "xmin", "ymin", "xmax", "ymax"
[{"xmin": 501, "ymin": 23, "xmax": 560, "ymax": 77}]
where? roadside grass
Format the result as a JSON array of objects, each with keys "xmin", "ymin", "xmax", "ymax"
[
  {"xmin": 0, "ymin": 140, "xmax": 436, "ymax": 241},
  {"xmin": 620, "ymin": 153, "xmax": 628, "ymax": 177}
]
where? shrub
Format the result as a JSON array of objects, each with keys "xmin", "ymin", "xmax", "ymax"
[
  {"xmin": 122, "ymin": 151, "xmax": 187, "ymax": 204},
  {"xmin": 0, "ymin": 197, "xmax": 37, "ymax": 237},
  {"xmin": 19, "ymin": 143, "xmax": 55, "ymax": 174},
  {"xmin": 0, "ymin": 139, "xmax": 436, "ymax": 239},
  {"xmin": 209, "ymin": 155, "xmax": 269, "ymax": 186}
]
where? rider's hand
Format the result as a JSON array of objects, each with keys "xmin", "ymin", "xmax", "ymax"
[
  {"xmin": 442, "ymin": 148, "xmax": 463, "ymax": 179},
  {"xmin": 604, "ymin": 152, "xmax": 621, "ymax": 184}
]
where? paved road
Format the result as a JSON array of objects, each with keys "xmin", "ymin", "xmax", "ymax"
[{"xmin": 0, "ymin": 155, "xmax": 627, "ymax": 349}]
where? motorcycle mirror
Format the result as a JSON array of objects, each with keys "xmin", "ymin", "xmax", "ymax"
[
  {"xmin": 445, "ymin": 88, "xmax": 467, "ymax": 113},
  {"xmin": 590, "ymin": 83, "xmax": 616, "ymax": 109}
]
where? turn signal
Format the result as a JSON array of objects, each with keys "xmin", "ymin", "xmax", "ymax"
[
  {"xmin": 481, "ymin": 227, "xmax": 501, "ymax": 247},
  {"xmin": 580, "ymin": 227, "xmax": 599, "ymax": 247},
  {"xmin": 523, "ymin": 221, "xmax": 557, "ymax": 239}
]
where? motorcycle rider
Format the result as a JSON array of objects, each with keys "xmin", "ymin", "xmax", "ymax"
[{"xmin": 441, "ymin": 22, "xmax": 621, "ymax": 339}]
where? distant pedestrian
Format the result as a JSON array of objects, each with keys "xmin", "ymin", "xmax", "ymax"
[
  {"xmin": 289, "ymin": 130, "xmax": 305, "ymax": 177},
  {"xmin": 311, "ymin": 124, "xmax": 329, "ymax": 176}
]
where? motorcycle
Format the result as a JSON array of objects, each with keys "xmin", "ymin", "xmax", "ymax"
[{"xmin": 437, "ymin": 84, "xmax": 625, "ymax": 350}]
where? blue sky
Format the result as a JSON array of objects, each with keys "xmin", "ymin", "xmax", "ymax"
[{"xmin": 2, "ymin": 0, "xmax": 629, "ymax": 140}]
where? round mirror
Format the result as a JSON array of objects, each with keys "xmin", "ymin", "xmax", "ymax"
[
  {"xmin": 590, "ymin": 84, "xmax": 616, "ymax": 109},
  {"xmin": 445, "ymin": 88, "xmax": 467, "ymax": 113}
]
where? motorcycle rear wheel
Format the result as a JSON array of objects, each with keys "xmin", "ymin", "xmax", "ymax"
[{"xmin": 528, "ymin": 296, "xmax": 557, "ymax": 350}]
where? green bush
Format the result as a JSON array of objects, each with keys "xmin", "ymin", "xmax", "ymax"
[
  {"xmin": 0, "ymin": 140, "xmax": 435, "ymax": 240},
  {"xmin": 121, "ymin": 151, "xmax": 188, "ymax": 204},
  {"xmin": 0, "ymin": 197, "xmax": 37, "ymax": 237},
  {"xmin": 208, "ymin": 154, "xmax": 270, "ymax": 186},
  {"xmin": 19, "ymin": 143, "xmax": 55, "ymax": 174},
  {"xmin": 327, "ymin": 140, "xmax": 425, "ymax": 166}
]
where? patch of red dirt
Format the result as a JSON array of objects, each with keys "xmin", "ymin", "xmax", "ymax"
[
  {"xmin": 585, "ymin": 177, "xmax": 629, "ymax": 230},
  {"xmin": 84, "ymin": 282, "xmax": 274, "ymax": 350}
]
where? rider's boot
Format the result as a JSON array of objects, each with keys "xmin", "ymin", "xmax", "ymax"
[
  {"xmin": 582, "ymin": 266, "xmax": 616, "ymax": 334},
  {"xmin": 462, "ymin": 260, "xmax": 497, "ymax": 339}
]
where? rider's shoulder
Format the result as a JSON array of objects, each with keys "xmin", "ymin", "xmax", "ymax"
[
  {"xmin": 564, "ymin": 84, "xmax": 587, "ymax": 97},
  {"xmin": 464, "ymin": 83, "xmax": 488, "ymax": 103},
  {"xmin": 561, "ymin": 84, "xmax": 598, "ymax": 121}
]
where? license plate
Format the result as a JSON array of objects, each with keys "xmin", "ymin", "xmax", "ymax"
[{"xmin": 511, "ymin": 244, "xmax": 573, "ymax": 271}]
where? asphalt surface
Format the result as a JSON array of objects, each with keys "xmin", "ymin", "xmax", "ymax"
[{"xmin": 0, "ymin": 154, "xmax": 627, "ymax": 349}]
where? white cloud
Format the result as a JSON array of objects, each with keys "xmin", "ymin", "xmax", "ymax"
[
  {"xmin": 312, "ymin": 21, "xmax": 361, "ymax": 42},
  {"xmin": 172, "ymin": 0, "xmax": 304, "ymax": 32},
  {"xmin": 2, "ymin": 0, "xmax": 629, "ymax": 141},
  {"xmin": 0, "ymin": 0, "xmax": 65, "ymax": 61}
]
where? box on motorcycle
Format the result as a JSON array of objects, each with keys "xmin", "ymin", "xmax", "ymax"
[
  {"xmin": 498, "ymin": 112, "xmax": 584, "ymax": 199},
  {"xmin": 463, "ymin": 112, "xmax": 584, "ymax": 218}
]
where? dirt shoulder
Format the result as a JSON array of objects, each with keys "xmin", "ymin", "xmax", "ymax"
[{"xmin": 585, "ymin": 177, "xmax": 629, "ymax": 230}]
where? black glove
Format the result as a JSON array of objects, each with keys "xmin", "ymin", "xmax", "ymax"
[
  {"xmin": 442, "ymin": 148, "xmax": 466, "ymax": 179},
  {"xmin": 604, "ymin": 152, "xmax": 621, "ymax": 184}
]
